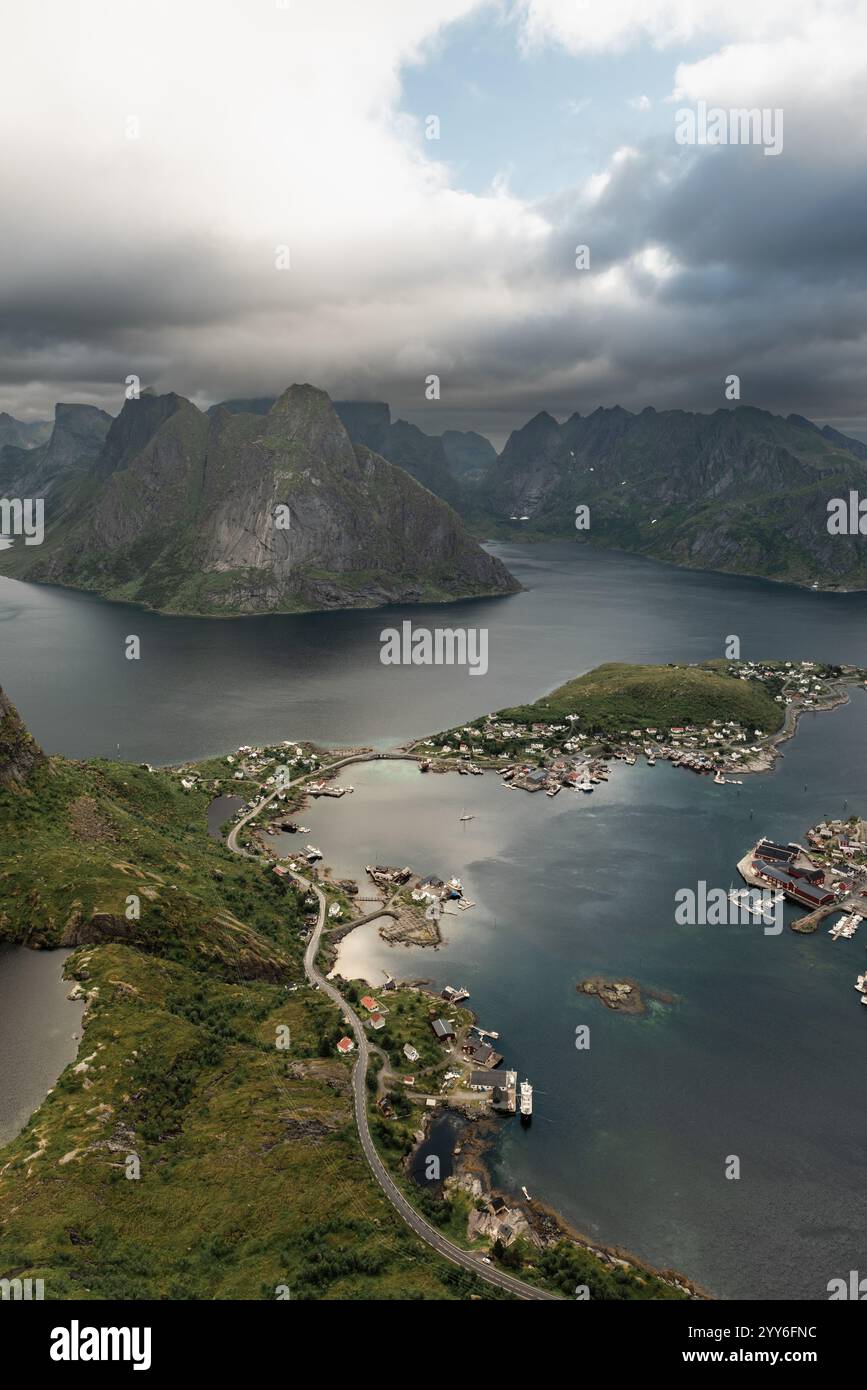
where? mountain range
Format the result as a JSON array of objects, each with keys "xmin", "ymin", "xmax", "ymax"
[
  {"xmin": 4, "ymin": 390, "xmax": 867, "ymax": 607},
  {"xmin": 204, "ymin": 394, "xmax": 867, "ymax": 588},
  {"xmin": 0, "ymin": 387, "xmax": 517, "ymax": 615},
  {"xmin": 477, "ymin": 405, "xmax": 867, "ymax": 588}
]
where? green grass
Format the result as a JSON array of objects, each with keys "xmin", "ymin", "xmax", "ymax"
[
  {"xmin": 497, "ymin": 661, "xmax": 783, "ymax": 735},
  {"xmin": 0, "ymin": 741, "xmax": 505, "ymax": 1300}
]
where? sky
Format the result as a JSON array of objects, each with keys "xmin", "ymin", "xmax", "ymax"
[{"xmin": 1, "ymin": 0, "xmax": 866, "ymax": 445}]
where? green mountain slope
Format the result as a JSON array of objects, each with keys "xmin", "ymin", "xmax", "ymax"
[
  {"xmin": 471, "ymin": 404, "xmax": 867, "ymax": 589},
  {"xmin": 497, "ymin": 661, "xmax": 784, "ymax": 734},
  {"xmin": 0, "ymin": 688, "xmax": 504, "ymax": 1300}
]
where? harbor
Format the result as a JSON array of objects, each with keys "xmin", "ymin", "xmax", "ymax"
[{"xmin": 737, "ymin": 823, "xmax": 867, "ymax": 1011}]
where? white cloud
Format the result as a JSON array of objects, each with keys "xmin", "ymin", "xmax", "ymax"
[
  {"xmin": 0, "ymin": 0, "xmax": 866, "ymax": 439},
  {"xmin": 515, "ymin": 0, "xmax": 864, "ymax": 53}
]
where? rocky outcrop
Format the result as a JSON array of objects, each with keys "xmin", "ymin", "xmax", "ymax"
[
  {"xmin": 0, "ymin": 686, "xmax": 45, "ymax": 788},
  {"xmin": 2, "ymin": 385, "xmax": 518, "ymax": 615}
]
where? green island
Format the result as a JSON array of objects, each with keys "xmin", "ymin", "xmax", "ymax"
[{"xmin": 424, "ymin": 659, "xmax": 863, "ymax": 782}]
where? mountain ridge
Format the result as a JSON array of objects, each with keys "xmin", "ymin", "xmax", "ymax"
[{"xmin": 0, "ymin": 385, "xmax": 517, "ymax": 615}]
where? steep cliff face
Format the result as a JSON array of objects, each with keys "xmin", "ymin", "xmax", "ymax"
[
  {"xmin": 0, "ymin": 412, "xmax": 52, "ymax": 452},
  {"xmin": 2, "ymin": 385, "xmax": 518, "ymax": 614},
  {"xmin": 475, "ymin": 404, "xmax": 867, "ymax": 588},
  {"xmin": 332, "ymin": 401, "xmax": 463, "ymax": 507},
  {"xmin": 0, "ymin": 403, "xmax": 112, "ymax": 496},
  {"xmin": 0, "ymin": 687, "xmax": 44, "ymax": 788},
  {"xmin": 441, "ymin": 429, "xmax": 497, "ymax": 482},
  {"xmin": 214, "ymin": 396, "xmax": 469, "ymax": 508}
]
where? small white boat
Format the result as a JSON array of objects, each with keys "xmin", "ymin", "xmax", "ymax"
[
  {"xmin": 578, "ymin": 780, "xmax": 594, "ymax": 793},
  {"xmin": 305, "ymin": 844, "xmax": 322, "ymax": 859},
  {"xmin": 459, "ymin": 813, "xmax": 475, "ymax": 821}
]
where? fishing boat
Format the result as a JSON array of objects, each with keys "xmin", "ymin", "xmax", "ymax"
[
  {"xmin": 519, "ymin": 1078, "xmax": 533, "ymax": 1122},
  {"xmin": 305, "ymin": 844, "xmax": 322, "ymax": 859}
]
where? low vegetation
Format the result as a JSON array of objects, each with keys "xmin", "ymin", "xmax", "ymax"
[
  {"xmin": 497, "ymin": 661, "xmax": 784, "ymax": 735},
  {"xmin": 0, "ymin": 691, "xmax": 502, "ymax": 1299}
]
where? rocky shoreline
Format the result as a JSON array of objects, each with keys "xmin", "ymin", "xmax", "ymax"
[{"xmin": 408, "ymin": 1102, "xmax": 707, "ymax": 1300}]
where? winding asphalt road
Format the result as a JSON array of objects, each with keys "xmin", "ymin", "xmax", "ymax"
[{"xmin": 226, "ymin": 756, "xmax": 559, "ymax": 1301}]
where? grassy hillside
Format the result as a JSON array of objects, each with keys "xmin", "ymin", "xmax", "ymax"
[
  {"xmin": 0, "ymin": 733, "xmax": 502, "ymax": 1300},
  {"xmin": 498, "ymin": 661, "xmax": 783, "ymax": 735}
]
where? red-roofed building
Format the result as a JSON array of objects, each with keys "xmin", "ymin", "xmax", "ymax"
[
  {"xmin": 336, "ymin": 1037, "xmax": 355, "ymax": 1054},
  {"xmin": 360, "ymin": 995, "xmax": 379, "ymax": 1011},
  {"xmin": 368, "ymin": 1012, "xmax": 386, "ymax": 1030}
]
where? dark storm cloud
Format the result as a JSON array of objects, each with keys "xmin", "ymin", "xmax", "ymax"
[{"xmin": 1, "ymin": 4, "xmax": 865, "ymax": 443}]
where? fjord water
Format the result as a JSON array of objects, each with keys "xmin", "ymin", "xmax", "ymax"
[
  {"xmin": 4, "ymin": 540, "xmax": 867, "ymax": 762},
  {"xmin": 2, "ymin": 540, "xmax": 867, "ymax": 1298},
  {"xmin": 311, "ymin": 726, "xmax": 867, "ymax": 1304}
]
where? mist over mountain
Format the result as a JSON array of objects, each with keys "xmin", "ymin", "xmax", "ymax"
[{"xmin": 0, "ymin": 412, "xmax": 52, "ymax": 454}]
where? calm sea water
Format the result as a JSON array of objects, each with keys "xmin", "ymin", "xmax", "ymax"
[
  {"xmin": 301, "ymin": 727, "xmax": 867, "ymax": 1302},
  {"xmin": 2, "ymin": 543, "xmax": 866, "ymax": 1297},
  {"xmin": 3, "ymin": 542, "xmax": 867, "ymax": 763}
]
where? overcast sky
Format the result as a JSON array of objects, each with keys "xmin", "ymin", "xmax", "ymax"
[{"xmin": 2, "ymin": 0, "xmax": 866, "ymax": 444}]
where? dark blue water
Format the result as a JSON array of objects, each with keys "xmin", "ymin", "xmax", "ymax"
[{"xmin": 3, "ymin": 541, "xmax": 867, "ymax": 763}]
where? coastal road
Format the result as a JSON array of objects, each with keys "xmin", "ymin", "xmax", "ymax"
[{"xmin": 226, "ymin": 762, "xmax": 560, "ymax": 1302}]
